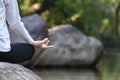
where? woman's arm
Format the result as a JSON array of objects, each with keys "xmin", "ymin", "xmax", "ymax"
[{"xmin": 5, "ymin": 0, "xmax": 53, "ymax": 49}]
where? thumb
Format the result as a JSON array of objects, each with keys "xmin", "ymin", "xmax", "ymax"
[{"xmin": 42, "ymin": 38, "xmax": 48, "ymax": 43}]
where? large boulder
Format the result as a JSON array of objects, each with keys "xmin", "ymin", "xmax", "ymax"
[
  {"xmin": 32, "ymin": 24, "xmax": 103, "ymax": 66},
  {"xmin": 9, "ymin": 14, "xmax": 103, "ymax": 67},
  {"xmin": 0, "ymin": 62, "xmax": 41, "ymax": 80}
]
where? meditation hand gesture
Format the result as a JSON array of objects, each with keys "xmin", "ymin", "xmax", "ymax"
[{"xmin": 32, "ymin": 38, "xmax": 54, "ymax": 49}]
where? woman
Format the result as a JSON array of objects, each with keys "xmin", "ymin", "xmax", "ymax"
[{"xmin": 0, "ymin": 0, "xmax": 53, "ymax": 63}]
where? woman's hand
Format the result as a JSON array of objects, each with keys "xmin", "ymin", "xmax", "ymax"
[{"xmin": 32, "ymin": 38, "xmax": 54, "ymax": 49}]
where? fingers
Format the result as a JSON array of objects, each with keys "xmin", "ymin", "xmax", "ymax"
[
  {"xmin": 43, "ymin": 38, "xmax": 50, "ymax": 45},
  {"xmin": 42, "ymin": 45, "xmax": 54, "ymax": 49},
  {"xmin": 38, "ymin": 38, "xmax": 54, "ymax": 49},
  {"xmin": 45, "ymin": 40, "xmax": 49, "ymax": 46},
  {"xmin": 43, "ymin": 38, "xmax": 48, "ymax": 43}
]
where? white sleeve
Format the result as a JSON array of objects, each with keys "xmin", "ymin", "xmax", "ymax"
[{"xmin": 5, "ymin": 0, "xmax": 34, "ymax": 44}]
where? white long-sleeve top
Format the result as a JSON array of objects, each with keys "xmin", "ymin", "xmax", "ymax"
[{"xmin": 0, "ymin": 0, "xmax": 34, "ymax": 52}]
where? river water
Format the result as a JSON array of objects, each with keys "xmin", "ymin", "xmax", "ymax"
[{"xmin": 34, "ymin": 48, "xmax": 120, "ymax": 80}]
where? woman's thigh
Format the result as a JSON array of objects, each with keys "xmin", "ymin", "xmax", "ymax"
[{"xmin": 0, "ymin": 43, "xmax": 35, "ymax": 63}]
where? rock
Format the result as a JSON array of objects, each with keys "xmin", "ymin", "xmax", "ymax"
[
  {"xmin": 9, "ymin": 14, "xmax": 103, "ymax": 67},
  {"xmin": 33, "ymin": 24, "xmax": 103, "ymax": 66},
  {"xmin": 9, "ymin": 13, "xmax": 48, "ymax": 43},
  {"xmin": 0, "ymin": 62, "xmax": 41, "ymax": 80}
]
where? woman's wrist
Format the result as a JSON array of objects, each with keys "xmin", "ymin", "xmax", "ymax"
[{"xmin": 32, "ymin": 41, "xmax": 37, "ymax": 47}]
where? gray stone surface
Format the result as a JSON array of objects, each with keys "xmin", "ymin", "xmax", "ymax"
[
  {"xmin": 33, "ymin": 24, "xmax": 103, "ymax": 66},
  {"xmin": 0, "ymin": 62, "xmax": 41, "ymax": 80}
]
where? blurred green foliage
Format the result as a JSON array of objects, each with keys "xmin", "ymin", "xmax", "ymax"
[
  {"xmin": 18, "ymin": 0, "xmax": 120, "ymax": 45},
  {"xmin": 18, "ymin": 0, "xmax": 42, "ymax": 15}
]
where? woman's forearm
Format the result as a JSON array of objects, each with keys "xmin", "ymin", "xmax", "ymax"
[{"xmin": 11, "ymin": 22, "xmax": 34, "ymax": 44}]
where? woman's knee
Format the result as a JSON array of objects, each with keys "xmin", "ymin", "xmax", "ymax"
[{"xmin": 10, "ymin": 43, "xmax": 35, "ymax": 63}]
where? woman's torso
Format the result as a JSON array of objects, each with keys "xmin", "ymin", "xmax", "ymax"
[{"xmin": 0, "ymin": 0, "xmax": 11, "ymax": 52}]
